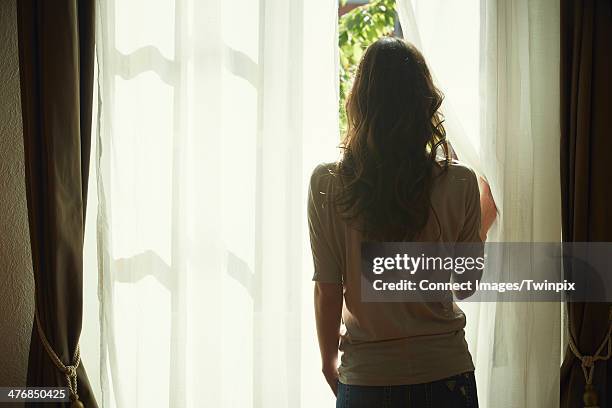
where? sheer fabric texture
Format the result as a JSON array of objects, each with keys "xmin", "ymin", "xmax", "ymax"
[
  {"xmin": 397, "ymin": 0, "xmax": 562, "ymax": 407},
  {"xmin": 90, "ymin": 0, "xmax": 339, "ymax": 406}
]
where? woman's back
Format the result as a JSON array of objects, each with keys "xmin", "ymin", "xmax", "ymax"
[{"xmin": 308, "ymin": 160, "xmax": 481, "ymax": 385}]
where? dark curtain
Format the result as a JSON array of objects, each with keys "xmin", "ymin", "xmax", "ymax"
[
  {"xmin": 560, "ymin": 0, "xmax": 612, "ymax": 407},
  {"xmin": 16, "ymin": 0, "xmax": 98, "ymax": 407}
]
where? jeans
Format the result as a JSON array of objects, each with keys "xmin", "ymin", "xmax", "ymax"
[{"xmin": 336, "ymin": 372, "xmax": 478, "ymax": 408}]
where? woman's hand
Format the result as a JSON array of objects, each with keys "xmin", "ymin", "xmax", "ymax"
[
  {"xmin": 478, "ymin": 176, "xmax": 497, "ymax": 241},
  {"xmin": 322, "ymin": 363, "xmax": 339, "ymax": 396}
]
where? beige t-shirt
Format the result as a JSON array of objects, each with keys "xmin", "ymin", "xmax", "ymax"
[{"xmin": 308, "ymin": 161, "xmax": 481, "ymax": 386}]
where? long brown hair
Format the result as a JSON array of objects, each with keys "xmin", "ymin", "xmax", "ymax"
[{"xmin": 334, "ymin": 37, "xmax": 450, "ymax": 241}]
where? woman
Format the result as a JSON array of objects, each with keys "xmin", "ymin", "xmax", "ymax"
[{"xmin": 308, "ymin": 37, "xmax": 496, "ymax": 407}]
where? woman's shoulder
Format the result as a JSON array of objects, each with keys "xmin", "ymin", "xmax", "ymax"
[
  {"xmin": 310, "ymin": 160, "xmax": 478, "ymax": 187},
  {"xmin": 433, "ymin": 160, "xmax": 479, "ymax": 203},
  {"xmin": 311, "ymin": 162, "xmax": 336, "ymax": 176},
  {"xmin": 309, "ymin": 162, "xmax": 337, "ymax": 188},
  {"xmin": 435, "ymin": 159, "xmax": 478, "ymax": 184}
]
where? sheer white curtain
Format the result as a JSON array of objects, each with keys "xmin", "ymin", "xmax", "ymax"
[
  {"xmin": 92, "ymin": 0, "xmax": 339, "ymax": 406},
  {"xmin": 397, "ymin": 0, "xmax": 562, "ymax": 407}
]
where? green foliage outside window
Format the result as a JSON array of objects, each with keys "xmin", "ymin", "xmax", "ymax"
[{"xmin": 339, "ymin": 0, "xmax": 397, "ymax": 135}]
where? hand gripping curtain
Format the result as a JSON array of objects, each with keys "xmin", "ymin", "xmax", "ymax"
[{"xmin": 16, "ymin": 0, "xmax": 98, "ymax": 407}]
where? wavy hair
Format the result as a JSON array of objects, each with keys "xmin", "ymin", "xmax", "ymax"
[{"xmin": 333, "ymin": 37, "xmax": 450, "ymax": 241}]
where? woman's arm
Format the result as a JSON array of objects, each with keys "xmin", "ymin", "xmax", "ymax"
[
  {"xmin": 447, "ymin": 140, "xmax": 497, "ymax": 240},
  {"xmin": 314, "ymin": 282, "xmax": 343, "ymax": 396},
  {"xmin": 478, "ymin": 176, "xmax": 497, "ymax": 241},
  {"xmin": 454, "ymin": 171, "xmax": 491, "ymax": 300}
]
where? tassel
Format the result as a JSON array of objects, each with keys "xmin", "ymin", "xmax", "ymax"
[
  {"xmin": 71, "ymin": 398, "xmax": 85, "ymax": 408},
  {"xmin": 583, "ymin": 383, "xmax": 599, "ymax": 408}
]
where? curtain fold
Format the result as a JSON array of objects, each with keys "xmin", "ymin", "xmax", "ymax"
[
  {"xmin": 559, "ymin": 0, "xmax": 612, "ymax": 406},
  {"xmin": 397, "ymin": 0, "xmax": 562, "ymax": 406},
  {"xmin": 16, "ymin": 0, "xmax": 98, "ymax": 407},
  {"xmin": 93, "ymin": 0, "xmax": 339, "ymax": 406}
]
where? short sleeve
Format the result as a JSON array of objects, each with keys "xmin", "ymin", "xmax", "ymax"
[
  {"xmin": 308, "ymin": 165, "xmax": 343, "ymax": 283},
  {"xmin": 457, "ymin": 168, "xmax": 482, "ymax": 243}
]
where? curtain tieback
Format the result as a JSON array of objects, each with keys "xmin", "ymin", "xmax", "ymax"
[
  {"xmin": 34, "ymin": 308, "xmax": 84, "ymax": 408},
  {"xmin": 567, "ymin": 306, "xmax": 612, "ymax": 408}
]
